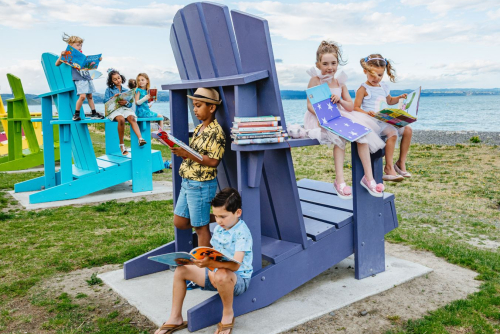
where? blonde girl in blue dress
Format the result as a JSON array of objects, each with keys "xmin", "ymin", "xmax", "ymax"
[{"xmin": 134, "ymin": 73, "xmax": 165, "ymax": 129}]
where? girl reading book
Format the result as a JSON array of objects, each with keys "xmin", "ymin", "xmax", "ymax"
[
  {"xmin": 354, "ymin": 55, "xmax": 413, "ymax": 181},
  {"xmin": 304, "ymin": 41, "xmax": 385, "ymax": 198},
  {"xmin": 134, "ymin": 73, "xmax": 167, "ymax": 129},
  {"xmin": 103, "ymin": 69, "xmax": 146, "ymax": 154}
]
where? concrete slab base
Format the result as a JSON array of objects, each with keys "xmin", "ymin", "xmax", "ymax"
[
  {"xmin": 8, "ymin": 181, "xmax": 173, "ymax": 210},
  {"xmin": 99, "ymin": 254, "xmax": 432, "ymax": 334}
]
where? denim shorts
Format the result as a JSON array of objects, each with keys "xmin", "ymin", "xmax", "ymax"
[
  {"xmin": 173, "ymin": 178, "xmax": 217, "ymax": 227},
  {"xmin": 74, "ymin": 80, "xmax": 96, "ymax": 95},
  {"xmin": 202, "ymin": 268, "xmax": 251, "ymax": 296}
]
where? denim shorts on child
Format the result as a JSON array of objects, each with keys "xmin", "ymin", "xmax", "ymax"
[
  {"xmin": 202, "ymin": 268, "xmax": 251, "ymax": 296},
  {"xmin": 74, "ymin": 80, "xmax": 96, "ymax": 95},
  {"xmin": 174, "ymin": 178, "xmax": 217, "ymax": 227}
]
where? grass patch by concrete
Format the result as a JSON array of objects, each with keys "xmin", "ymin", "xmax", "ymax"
[{"xmin": 0, "ymin": 137, "xmax": 499, "ymax": 333}]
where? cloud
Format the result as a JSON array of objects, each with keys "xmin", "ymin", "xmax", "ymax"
[
  {"xmin": 0, "ymin": 0, "xmax": 184, "ymax": 29},
  {"xmin": 0, "ymin": 59, "xmax": 47, "ymax": 94},
  {"xmin": 0, "ymin": 0, "xmax": 40, "ymax": 29},
  {"xmin": 235, "ymin": 1, "xmax": 479, "ymax": 45},
  {"xmin": 400, "ymin": 0, "xmax": 499, "ymax": 15}
]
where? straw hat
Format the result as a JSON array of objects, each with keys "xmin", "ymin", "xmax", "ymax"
[{"xmin": 187, "ymin": 88, "xmax": 221, "ymax": 105}]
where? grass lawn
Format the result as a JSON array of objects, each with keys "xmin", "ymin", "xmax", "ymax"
[{"xmin": 0, "ymin": 133, "xmax": 499, "ymax": 333}]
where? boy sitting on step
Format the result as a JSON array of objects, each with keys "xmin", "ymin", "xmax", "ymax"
[{"xmin": 156, "ymin": 188, "xmax": 253, "ymax": 334}]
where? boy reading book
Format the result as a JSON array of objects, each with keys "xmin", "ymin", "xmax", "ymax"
[
  {"xmin": 172, "ymin": 88, "xmax": 226, "ymax": 248},
  {"xmin": 155, "ymin": 188, "xmax": 253, "ymax": 334}
]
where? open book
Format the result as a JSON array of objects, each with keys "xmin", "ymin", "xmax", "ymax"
[
  {"xmin": 307, "ymin": 83, "xmax": 371, "ymax": 142},
  {"xmin": 148, "ymin": 247, "xmax": 241, "ymax": 271},
  {"xmin": 61, "ymin": 45, "xmax": 102, "ymax": 70},
  {"xmin": 104, "ymin": 89, "xmax": 135, "ymax": 118},
  {"xmin": 152, "ymin": 129, "xmax": 204, "ymax": 161},
  {"xmin": 374, "ymin": 87, "xmax": 421, "ymax": 128}
]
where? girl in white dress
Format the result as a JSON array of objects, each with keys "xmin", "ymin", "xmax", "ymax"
[
  {"xmin": 354, "ymin": 54, "xmax": 413, "ymax": 184},
  {"xmin": 304, "ymin": 41, "xmax": 385, "ymax": 199}
]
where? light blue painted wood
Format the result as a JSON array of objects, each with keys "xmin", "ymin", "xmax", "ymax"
[
  {"xmin": 131, "ymin": 121, "xmax": 153, "ymax": 192},
  {"xmin": 41, "ymin": 96, "xmax": 57, "ymax": 189},
  {"xmin": 15, "ymin": 52, "xmax": 163, "ymax": 204}
]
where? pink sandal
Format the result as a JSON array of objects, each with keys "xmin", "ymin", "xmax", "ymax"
[
  {"xmin": 334, "ymin": 181, "xmax": 352, "ymax": 200},
  {"xmin": 360, "ymin": 176, "xmax": 384, "ymax": 197}
]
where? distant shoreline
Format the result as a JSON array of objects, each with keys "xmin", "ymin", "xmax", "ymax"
[{"xmin": 2, "ymin": 89, "xmax": 500, "ymax": 105}]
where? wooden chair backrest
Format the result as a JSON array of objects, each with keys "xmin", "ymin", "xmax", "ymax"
[{"xmin": 41, "ymin": 53, "xmax": 98, "ymax": 172}]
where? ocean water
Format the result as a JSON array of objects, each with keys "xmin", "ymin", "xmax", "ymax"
[{"xmin": 28, "ymin": 95, "xmax": 500, "ymax": 132}]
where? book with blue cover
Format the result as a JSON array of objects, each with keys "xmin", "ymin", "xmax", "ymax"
[
  {"xmin": 61, "ymin": 45, "xmax": 101, "ymax": 70},
  {"xmin": 306, "ymin": 83, "xmax": 371, "ymax": 142}
]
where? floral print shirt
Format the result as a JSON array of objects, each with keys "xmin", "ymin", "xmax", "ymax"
[{"xmin": 179, "ymin": 119, "xmax": 226, "ymax": 181}]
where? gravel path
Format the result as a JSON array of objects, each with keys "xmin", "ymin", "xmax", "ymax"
[{"xmin": 412, "ymin": 130, "xmax": 500, "ymax": 146}]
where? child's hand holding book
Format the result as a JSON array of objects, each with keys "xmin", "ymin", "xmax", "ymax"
[{"xmin": 192, "ymin": 256, "xmax": 213, "ymax": 269}]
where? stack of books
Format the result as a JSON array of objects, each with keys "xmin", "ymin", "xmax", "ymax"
[{"xmin": 231, "ymin": 116, "xmax": 287, "ymax": 145}]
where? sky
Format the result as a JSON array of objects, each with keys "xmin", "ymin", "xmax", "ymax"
[{"xmin": 1, "ymin": 0, "xmax": 499, "ymax": 95}]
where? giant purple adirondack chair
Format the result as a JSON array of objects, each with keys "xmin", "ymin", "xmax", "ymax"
[{"xmin": 124, "ymin": 2, "xmax": 398, "ymax": 331}]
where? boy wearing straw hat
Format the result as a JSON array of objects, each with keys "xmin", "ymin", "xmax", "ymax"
[{"xmin": 172, "ymin": 87, "xmax": 226, "ymax": 252}]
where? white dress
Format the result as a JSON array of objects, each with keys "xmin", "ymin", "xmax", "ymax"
[
  {"xmin": 357, "ymin": 82, "xmax": 399, "ymax": 140},
  {"xmin": 303, "ymin": 67, "xmax": 386, "ymax": 153}
]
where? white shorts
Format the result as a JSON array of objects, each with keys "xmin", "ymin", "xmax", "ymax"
[
  {"xmin": 75, "ymin": 80, "xmax": 96, "ymax": 95},
  {"xmin": 107, "ymin": 107, "xmax": 137, "ymax": 121}
]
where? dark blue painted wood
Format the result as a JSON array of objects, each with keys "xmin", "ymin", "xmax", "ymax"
[
  {"xmin": 125, "ymin": 3, "xmax": 399, "ymax": 332},
  {"xmin": 301, "ymin": 201, "xmax": 352, "ymax": 228},
  {"xmin": 161, "ymin": 71, "xmax": 268, "ymax": 90},
  {"xmin": 186, "ymin": 214, "xmax": 355, "ymax": 332},
  {"xmin": 124, "ymin": 241, "xmax": 176, "ymax": 279},
  {"xmin": 230, "ymin": 138, "xmax": 319, "ymax": 151},
  {"xmin": 172, "ymin": 11, "xmax": 200, "ymax": 80},
  {"xmin": 169, "ymin": 89, "xmax": 194, "ymax": 253},
  {"xmin": 303, "ymin": 217, "xmax": 337, "ymax": 241},
  {"xmin": 183, "ymin": 3, "xmax": 216, "ymax": 79},
  {"xmin": 351, "ymin": 143, "xmax": 385, "ymax": 279}
]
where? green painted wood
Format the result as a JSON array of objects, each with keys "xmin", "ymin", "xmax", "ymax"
[{"xmin": 0, "ymin": 74, "xmax": 60, "ymax": 171}]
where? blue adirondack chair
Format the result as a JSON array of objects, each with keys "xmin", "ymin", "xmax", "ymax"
[
  {"xmin": 14, "ymin": 53, "xmax": 164, "ymax": 204},
  {"xmin": 124, "ymin": 3, "xmax": 398, "ymax": 331}
]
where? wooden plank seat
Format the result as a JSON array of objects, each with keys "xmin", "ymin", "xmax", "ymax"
[
  {"xmin": 123, "ymin": 2, "xmax": 399, "ymax": 331},
  {"xmin": 14, "ymin": 53, "xmax": 163, "ymax": 204}
]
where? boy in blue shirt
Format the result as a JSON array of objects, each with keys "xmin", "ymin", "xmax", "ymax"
[{"xmin": 155, "ymin": 188, "xmax": 253, "ymax": 334}]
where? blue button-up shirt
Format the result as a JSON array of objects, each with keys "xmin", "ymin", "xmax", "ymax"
[
  {"xmin": 104, "ymin": 85, "xmax": 133, "ymax": 108},
  {"xmin": 211, "ymin": 219, "xmax": 253, "ymax": 279}
]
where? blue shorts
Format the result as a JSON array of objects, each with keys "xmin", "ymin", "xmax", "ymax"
[
  {"xmin": 173, "ymin": 178, "xmax": 217, "ymax": 227},
  {"xmin": 201, "ymin": 268, "xmax": 251, "ymax": 296}
]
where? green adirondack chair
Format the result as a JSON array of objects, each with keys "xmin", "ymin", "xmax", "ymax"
[{"xmin": 0, "ymin": 74, "xmax": 60, "ymax": 171}]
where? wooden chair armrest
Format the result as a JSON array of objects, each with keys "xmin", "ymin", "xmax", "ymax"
[
  {"xmin": 51, "ymin": 117, "xmax": 162, "ymax": 125},
  {"xmin": 231, "ymin": 138, "xmax": 319, "ymax": 152},
  {"xmin": 39, "ymin": 87, "xmax": 75, "ymax": 98},
  {"xmin": 162, "ymin": 70, "xmax": 269, "ymax": 90},
  {"xmin": 6, "ymin": 97, "xmax": 24, "ymax": 102}
]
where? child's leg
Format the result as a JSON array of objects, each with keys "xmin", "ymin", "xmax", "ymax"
[
  {"xmin": 155, "ymin": 265, "xmax": 205, "ymax": 334},
  {"xmin": 333, "ymin": 145, "xmax": 345, "ymax": 184},
  {"xmin": 75, "ymin": 94, "xmax": 86, "ymax": 112},
  {"xmin": 209, "ymin": 269, "xmax": 237, "ymax": 332},
  {"xmin": 383, "ymin": 135, "xmax": 399, "ymax": 176},
  {"xmin": 159, "ymin": 120, "xmax": 164, "ymax": 129},
  {"xmin": 397, "ymin": 126, "xmax": 412, "ymax": 171},
  {"xmin": 115, "ymin": 116, "xmax": 126, "ymax": 144},
  {"xmin": 357, "ymin": 142, "xmax": 374, "ymax": 181},
  {"xmin": 127, "ymin": 116, "xmax": 144, "ymax": 139},
  {"xmin": 194, "ymin": 225, "xmax": 211, "ymax": 247},
  {"xmin": 86, "ymin": 93, "xmax": 96, "ymax": 110}
]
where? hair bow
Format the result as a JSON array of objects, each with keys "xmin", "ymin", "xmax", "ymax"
[{"xmin": 107, "ymin": 68, "xmax": 117, "ymax": 74}]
